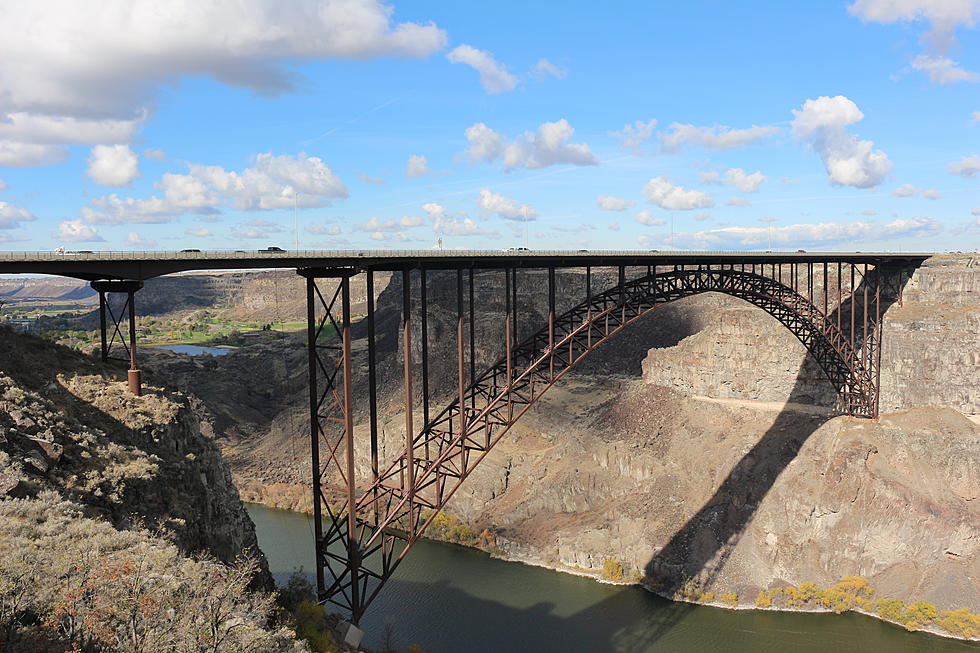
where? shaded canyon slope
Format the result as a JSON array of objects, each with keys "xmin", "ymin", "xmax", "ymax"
[{"xmin": 141, "ymin": 255, "xmax": 979, "ymax": 615}]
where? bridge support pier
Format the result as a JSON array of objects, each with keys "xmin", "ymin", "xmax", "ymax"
[{"xmin": 90, "ymin": 280, "xmax": 144, "ymax": 396}]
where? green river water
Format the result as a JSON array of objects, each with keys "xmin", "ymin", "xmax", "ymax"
[{"xmin": 247, "ymin": 504, "xmax": 978, "ymax": 653}]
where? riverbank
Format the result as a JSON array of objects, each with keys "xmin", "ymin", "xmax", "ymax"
[{"xmin": 247, "ymin": 502, "xmax": 980, "ymax": 651}]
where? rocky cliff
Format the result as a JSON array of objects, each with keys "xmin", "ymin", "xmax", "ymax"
[{"xmin": 0, "ymin": 329, "xmax": 268, "ymax": 571}]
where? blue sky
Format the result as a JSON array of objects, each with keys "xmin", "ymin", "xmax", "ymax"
[{"xmin": 0, "ymin": 0, "xmax": 978, "ymax": 252}]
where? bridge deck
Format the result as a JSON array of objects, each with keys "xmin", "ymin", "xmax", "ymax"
[{"xmin": 0, "ymin": 249, "xmax": 931, "ymax": 281}]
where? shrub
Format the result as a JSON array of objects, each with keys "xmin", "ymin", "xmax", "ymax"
[
  {"xmin": 719, "ymin": 593, "xmax": 738, "ymax": 607},
  {"xmin": 937, "ymin": 608, "xmax": 980, "ymax": 639},
  {"xmin": 903, "ymin": 601, "xmax": 938, "ymax": 631},
  {"xmin": 876, "ymin": 598, "xmax": 907, "ymax": 623},
  {"xmin": 601, "ymin": 558, "xmax": 624, "ymax": 583},
  {"xmin": 755, "ymin": 591, "xmax": 772, "ymax": 608}
]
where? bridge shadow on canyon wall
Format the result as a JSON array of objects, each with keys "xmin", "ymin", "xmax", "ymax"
[{"xmin": 622, "ymin": 262, "xmax": 920, "ymax": 649}]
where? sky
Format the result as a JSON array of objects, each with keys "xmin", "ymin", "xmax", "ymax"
[{"xmin": 0, "ymin": 0, "xmax": 978, "ymax": 253}]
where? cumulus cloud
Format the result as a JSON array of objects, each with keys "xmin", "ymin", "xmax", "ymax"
[
  {"xmin": 892, "ymin": 183, "xmax": 941, "ymax": 198},
  {"xmin": 478, "ymin": 189, "xmax": 537, "ymax": 220},
  {"xmin": 144, "ymin": 148, "xmax": 166, "ymax": 161},
  {"xmin": 447, "ymin": 44, "xmax": 518, "ymax": 93},
  {"xmin": 693, "ymin": 212, "xmax": 711, "ymax": 221},
  {"xmin": 124, "ymin": 231, "xmax": 156, "ymax": 248},
  {"xmin": 725, "ymin": 168, "xmax": 767, "ymax": 192},
  {"xmin": 698, "ymin": 170, "xmax": 722, "ymax": 185},
  {"xmin": 948, "ymin": 154, "xmax": 980, "ymax": 177},
  {"xmin": 848, "ymin": 0, "xmax": 979, "ymax": 51},
  {"xmin": 635, "ymin": 210, "xmax": 666, "ymax": 226},
  {"xmin": 464, "ymin": 119, "xmax": 597, "ymax": 170},
  {"xmin": 791, "ymin": 95, "xmax": 893, "ymax": 188},
  {"xmin": 531, "ymin": 59, "xmax": 567, "ymax": 80},
  {"xmin": 306, "ymin": 223, "xmax": 342, "ymax": 235},
  {"xmin": 643, "ymin": 177, "xmax": 714, "ymax": 210},
  {"xmin": 973, "ymin": 111, "xmax": 980, "ymax": 123},
  {"xmin": 607, "ymin": 221, "xmax": 621, "ymax": 231},
  {"xmin": 0, "ymin": 201, "xmax": 37, "ymax": 229},
  {"xmin": 56, "ymin": 219, "xmax": 102, "ymax": 243},
  {"xmin": 423, "ymin": 202, "xmax": 497, "ymax": 236},
  {"xmin": 659, "ymin": 122, "xmax": 779, "ymax": 153},
  {"xmin": 665, "ymin": 217, "xmax": 941, "ymax": 249},
  {"xmin": 406, "ymin": 154, "xmax": 429, "ymax": 178},
  {"xmin": 86, "ymin": 145, "xmax": 140, "ymax": 186},
  {"xmin": 83, "ymin": 152, "xmax": 346, "ymax": 224},
  {"xmin": 0, "ymin": 179, "xmax": 6, "ymax": 190},
  {"xmin": 358, "ymin": 172, "xmax": 385, "ymax": 185},
  {"xmin": 973, "ymin": 208, "xmax": 980, "ymax": 215},
  {"xmin": 911, "ymin": 54, "xmax": 980, "ymax": 84},
  {"xmin": 354, "ymin": 216, "xmax": 424, "ymax": 232},
  {"xmin": 185, "ymin": 227, "xmax": 212, "ymax": 237},
  {"xmin": 610, "ymin": 119, "xmax": 657, "ymax": 153},
  {"xmin": 596, "ymin": 195, "xmax": 635, "ymax": 211},
  {"xmin": 0, "ymin": 1, "xmax": 446, "ymax": 166},
  {"xmin": 726, "ymin": 196, "xmax": 751, "ymax": 207}
]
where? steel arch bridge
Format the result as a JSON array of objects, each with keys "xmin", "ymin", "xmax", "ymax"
[{"xmin": 301, "ymin": 258, "xmax": 911, "ymax": 624}]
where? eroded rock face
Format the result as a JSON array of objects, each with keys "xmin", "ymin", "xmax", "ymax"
[{"xmin": 0, "ymin": 331, "xmax": 267, "ymax": 580}]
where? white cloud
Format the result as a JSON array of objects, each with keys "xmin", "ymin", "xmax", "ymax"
[
  {"xmin": 666, "ymin": 217, "xmax": 941, "ymax": 249},
  {"xmin": 423, "ymin": 202, "xmax": 497, "ymax": 236},
  {"xmin": 725, "ymin": 168, "xmax": 767, "ymax": 192},
  {"xmin": 144, "ymin": 148, "xmax": 166, "ymax": 161},
  {"xmin": 56, "ymin": 219, "xmax": 102, "ymax": 243},
  {"xmin": 84, "ymin": 152, "xmax": 348, "ymax": 224},
  {"xmin": 354, "ymin": 216, "xmax": 423, "ymax": 232},
  {"xmin": 726, "ymin": 196, "xmax": 751, "ymax": 207},
  {"xmin": 0, "ymin": 201, "xmax": 37, "ymax": 229},
  {"xmin": 465, "ymin": 119, "xmax": 597, "ymax": 170},
  {"xmin": 464, "ymin": 123, "xmax": 506, "ymax": 162},
  {"xmin": 185, "ymin": 227, "xmax": 212, "ymax": 237},
  {"xmin": 124, "ymin": 231, "xmax": 156, "ymax": 248},
  {"xmin": 973, "ymin": 111, "xmax": 980, "ymax": 123},
  {"xmin": 82, "ymin": 194, "xmax": 180, "ymax": 225},
  {"xmin": 447, "ymin": 44, "xmax": 518, "ymax": 94},
  {"xmin": 643, "ymin": 177, "xmax": 714, "ymax": 210},
  {"xmin": 551, "ymin": 223, "xmax": 595, "ymax": 233},
  {"xmin": 698, "ymin": 170, "xmax": 722, "ymax": 184},
  {"xmin": 910, "ymin": 54, "xmax": 980, "ymax": 84},
  {"xmin": 972, "ymin": 208, "xmax": 980, "ymax": 215},
  {"xmin": 659, "ymin": 122, "xmax": 779, "ymax": 152},
  {"xmin": 862, "ymin": 209, "xmax": 878, "ymax": 215},
  {"xmin": 791, "ymin": 95, "xmax": 892, "ymax": 189},
  {"xmin": 758, "ymin": 215, "xmax": 777, "ymax": 224},
  {"xmin": 596, "ymin": 195, "xmax": 635, "ymax": 211},
  {"xmin": 369, "ymin": 231, "xmax": 410, "ymax": 242},
  {"xmin": 610, "ymin": 119, "xmax": 657, "ymax": 153},
  {"xmin": 406, "ymin": 154, "xmax": 429, "ymax": 178},
  {"xmin": 306, "ymin": 223, "xmax": 341, "ymax": 235},
  {"xmin": 0, "ymin": 1, "xmax": 445, "ymax": 166},
  {"xmin": 848, "ymin": 0, "xmax": 979, "ymax": 51},
  {"xmin": 86, "ymin": 145, "xmax": 140, "ymax": 187},
  {"xmin": 531, "ymin": 59, "xmax": 567, "ymax": 80},
  {"xmin": 635, "ymin": 210, "xmax": 666, "ymax": 226},
  {"xmin": 359, "ymin": 173, "xmax": 385, "ymax": 185},
  {"xmin": 0, "ymin": 179, "xmax": 6, "ymax": 190},
  {"xmin": 693, "ymin": 212, "xmax": 711, "ymax": 221},
  {"xmin": 607, "ymin": 221, "xmax": 621, "ymax": 231},
  {"xmin": 948, "ymin": 154, "xmax": 980, "ymax": 177},
  {"xmin": 478, "ymin": 189, "xmax": 537, "ymax": 220},
  {"xmin": 892, "ymin": 183, "xmax": 941, "ymax": 198}
]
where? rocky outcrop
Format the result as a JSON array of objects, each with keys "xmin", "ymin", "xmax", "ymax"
[{"xmin": 0, "ymin": 329, "xmax": 267, "ymax": 574}]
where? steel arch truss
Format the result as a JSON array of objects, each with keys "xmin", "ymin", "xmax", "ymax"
[{"xmin": 302, "ymin": 261, "xmax": 885, "ymax": 623}]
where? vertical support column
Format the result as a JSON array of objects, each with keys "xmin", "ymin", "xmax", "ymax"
[
  {"xmin": 401, "ymin": 270, "xmax": 415, "ymax": 536},
  {"xmin": 874, "ymin": 265, "xmax": 882, "ymax": 418},
  {"xmin": 366, "ymin": 271, "xmax": 379, "ymax": 491},
  {"xmin": 505, "ymin": 268, "xmax": 513, "ymax": 417},
  {"xmin": 585, "ymin": 266, "xmax": 592, "ymax": 349},
  {"xmin": 339, "ymin": 276, "xmax": 359, "ymax": 623},
  {"xmin": 420, "ymin": 270, "xmax": 430, "ymax": 459},
  {"xmin": 305, "ymin": 276, "xmax": 326, "ymax": 600},
  {"xmin": 468, "ymin": 268, "xmax": 476, "ymax": 411},
  {"xmin": 822, "ymin": 262, "xmax": 828, "ymax": 317},
  {"xmin": 127, "ymin": 289, "xmax": 141, "ymax": 396},
  {"xmin": 456, "ymin": 270, "xmax": 466, "ymax": 451},
  {"xmin": 98, "ymin": 291, "xmax": 108, "ymax": 362},
  {"xmin": 618, "ymin": 265, "xmax": 626, "ymax": 323},
  {"xmin": 548, "ymin": 267, "xmax": 556, "ymax": 380}
]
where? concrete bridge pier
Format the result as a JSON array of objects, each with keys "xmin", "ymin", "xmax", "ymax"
[{"xmin": 89, "ymin": 280, "xmax": 144, "ymax": 396}]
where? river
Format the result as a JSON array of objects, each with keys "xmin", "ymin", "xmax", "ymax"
[
  {"xmin": 153, "ymin": 344, "xmax": 233, "ymax": 356},
  {"xmin": 247, "ymin": 504, "xmax": 978, "ymax": 653}
]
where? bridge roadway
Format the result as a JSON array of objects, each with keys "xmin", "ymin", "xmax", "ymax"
[{"xmin": 0, "ymin": 249, "xmax": 931, "ymax": 280}]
